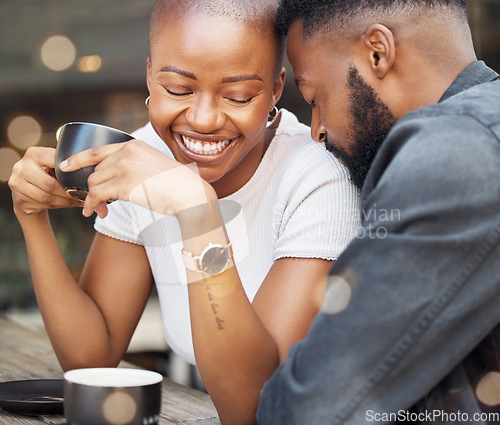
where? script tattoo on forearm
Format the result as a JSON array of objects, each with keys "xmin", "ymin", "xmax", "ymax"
[{"xmin": 205, "ymin": 281, "xmax": 224, "ymax": 330}]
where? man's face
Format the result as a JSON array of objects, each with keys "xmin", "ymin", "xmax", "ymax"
[{"xmin": 286, "ymin": 21, "xmax": 397, "ymax": 189}]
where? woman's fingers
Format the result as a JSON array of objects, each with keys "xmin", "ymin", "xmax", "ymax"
[
  {"xmin": 26, "ymin": 146, "xmax": 57, "ymax": 168},
  {"xmin": 82, "ymin": 179, "xmax": 121, "ymax": 217},
  {"xmin": 82, "ymin": 155, "xmax": 132, "ymax": 217},
  {"xmin": 15, "ymin": 183, "xmax": 81, "ymax": 214},
  {"xmin": 12, "ymin": 174, "xmax": 81, "ymax": 215},
  {"xmin": 79, "ymin": 141, "xmax": 160, "ymax": 215},
  {"xmin": 9, "ymin": 146, "xmax": 82, "ymax": 215},
  {"xmin": 68, "ymin": 139, "xmax": 206, "ymax": 217},
  {"xmin": 91, "ymin": 201, "xmax": 109, "ymax": 219},
  {"xmin": 60, "ymin": 142, "xmax": 128, "ymax": 172}
]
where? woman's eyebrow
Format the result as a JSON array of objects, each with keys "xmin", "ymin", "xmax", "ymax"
[
  {"xmin": 159, "ymin": 65, "xmax": 197, "ymax": 80},
  {"xmin": 158, "ymin": 66, "xmax": 262, "ymax": 84},
  {"xmin": 221, "ymin": 74, "xmax": 263, "ymax": 83}
]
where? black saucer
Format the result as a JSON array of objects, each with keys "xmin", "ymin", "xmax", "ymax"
[{"xmin": 0, "ymin": 379, "xmax": 64, "ymax": 416}]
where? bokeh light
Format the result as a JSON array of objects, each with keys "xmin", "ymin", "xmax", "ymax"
[
  {"xmin": 40, "ymin": 35, "xmax": 76, "ymax": 72},
  {"xmin": 321, "ymin": 275, "xmax": 352, "ymax": 315},
  {"xmin": 102, "ymin": 391, "xmax": 137, "ymax": 425},
  {"xmin": 476, "ymin": 371, "xmax": 500, "ymax": 406},
  {"xmin": 7, "ymin": 115, "xmax": 42, "ymax": 150},
  {"xmin": 0, "ymin": 148, "xmax": 22, "ymax": 183},
  {"xmin": 78, "ymin": 55, "xmax": 102, "ymax": 73}
]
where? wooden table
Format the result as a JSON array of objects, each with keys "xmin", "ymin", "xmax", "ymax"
[{"xmin": 0, "ymin": 315, "xmax": 220, "ymax": 424}]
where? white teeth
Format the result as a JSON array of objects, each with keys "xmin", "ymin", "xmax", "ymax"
[{"xmin": 180, "ymin": 135, "xmax": 232, "ymax": 155}]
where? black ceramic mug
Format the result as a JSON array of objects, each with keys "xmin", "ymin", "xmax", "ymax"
[
  {"xmin": 55, "ymin": 122, "xmax": 134, "ymax": 201},
  {"xmin": 64, "ymin": 368, "xmax": 163, "ymax": 425}
]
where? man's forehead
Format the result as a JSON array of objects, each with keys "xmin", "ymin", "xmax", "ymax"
[
  {"xmin": 286, "ymin": 20, "xmax": 332, "ymax": 72},
  {"xmin": 286, "ymin": 20, "xmax": 313, "ymax": 59},
  {"xmin": 285, "ymin": 22, "xmax": 309, "ymax": 83},
  {"xmin": 287, "ymin": 19, "xmax": 309, "ymax": 46}
]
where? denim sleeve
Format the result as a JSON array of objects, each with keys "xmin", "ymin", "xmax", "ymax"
[{"xmin": 258, "ymin": 113, "xmax": 500, "ymax": 425}]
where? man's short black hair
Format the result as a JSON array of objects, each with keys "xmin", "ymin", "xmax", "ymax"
[{"xmin": 276, "ymin": 0, "xmax": 469, "ymax": 38}]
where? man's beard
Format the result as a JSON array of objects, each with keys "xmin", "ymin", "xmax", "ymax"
[{"xmin": 326, "ymin": 66, "xmax": 397, "ymax": 190}]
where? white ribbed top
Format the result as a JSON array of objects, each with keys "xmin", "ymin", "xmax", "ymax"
[{"xmin": 95, "ymin": 109, "xmax": 360, "ymax": 364}]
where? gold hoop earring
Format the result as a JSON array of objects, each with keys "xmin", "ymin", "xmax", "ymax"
[
  {"xmin": 268, "ymin": 105, "xmax": 278, "ymax": 122},
  {"xmin": 145, "ymin": 96, "xmax": 150, "ymax": 108}
]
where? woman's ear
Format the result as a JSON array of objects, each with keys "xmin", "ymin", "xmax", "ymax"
[
  {"xmin": 362, "ymin": 24, "xmax": 395, "ymax": 79},
  {"xmin": 272, "ymin": 66, "xmax": 287, "ymax": 105},
  {"xmin": 146, "ymin": 57, "xmax": 152, "ymax": 92}
]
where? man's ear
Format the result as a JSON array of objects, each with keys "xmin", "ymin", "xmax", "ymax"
[
  {"xmin": 272, "ymin": 66, "xmax": 287, "ymax": 105},
  {"xmin": 146, "ymin": 57, "xmax": 152, "ymax": 92},
  {"xmin": 362, "ymin": 24, "xmax": 395, "ymax": 79}
]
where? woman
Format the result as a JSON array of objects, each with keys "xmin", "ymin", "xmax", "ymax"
[{"xmin": 8, "ymin": 0, "xmax": 360, "ymax": 423}]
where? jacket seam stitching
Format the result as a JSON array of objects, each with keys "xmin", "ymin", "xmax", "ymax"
[{"xmin": 332, "ymin": 224, "xmax": 500, "ymax": 425}]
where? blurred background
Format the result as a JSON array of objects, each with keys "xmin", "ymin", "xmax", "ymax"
[{"xmin": 1, "ymin": 0, "xmax": 499, "ymax": 387}]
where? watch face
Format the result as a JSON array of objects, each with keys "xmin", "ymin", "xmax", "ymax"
[{"xmin": 200, "ymin": 245, "xmax": 230, "ymax": 276}]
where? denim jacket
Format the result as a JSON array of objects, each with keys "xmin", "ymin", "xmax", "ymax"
[{"xmin": 258, "ymin": 61, "xmax": 500, "ymax": 425}]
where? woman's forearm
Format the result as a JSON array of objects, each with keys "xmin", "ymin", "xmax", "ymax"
[
  {"xmin": 178, "ymin": 201, "xmax": 278, "ymax": 425},
  {"xmin": 188, "ymin": 269, "xmax": 278, "ymax": 425},
  {"xmin": 17, "ymin": 212, "xmax": 118, "ymax": 370}
]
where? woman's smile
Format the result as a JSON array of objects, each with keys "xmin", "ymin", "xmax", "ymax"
[
  {"xmin": 172, "ymin": 131, "xmax": 241, "ymax": 162},
  {"xmin": 181, "ymin": 136, "xmax": 232, "ymax": 155}
]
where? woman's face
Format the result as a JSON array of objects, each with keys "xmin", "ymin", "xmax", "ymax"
[{"xmin": 147, "ymin": 13, "xmax": 285, "ymax": 197}]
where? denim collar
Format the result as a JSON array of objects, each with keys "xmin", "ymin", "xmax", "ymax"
[{"xmin": 439, "ymin": 60, "xmax": 500, "ymax": 103}]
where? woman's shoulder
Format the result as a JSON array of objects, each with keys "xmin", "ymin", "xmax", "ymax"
[
  {"xmin": 273, "ymin": 108, "xmax": 313, "ymax": 151},
  {"xmin": 274, "ymin": 109, "xmax": 349, "ymax": 181},
  {"xmin": 131, "ymin": 122, "xmax": 172, "ymax": 156}
]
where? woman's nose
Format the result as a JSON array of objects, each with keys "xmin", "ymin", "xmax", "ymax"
[
  {"xmin": 310, "ymin": 107, "xmax": 327, "ymax": 143},
  {"xmin": 185, "ymin": 96, "xmax": 225, "ymax": 133}
]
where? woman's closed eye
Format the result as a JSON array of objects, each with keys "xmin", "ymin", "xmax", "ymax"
[
  {"xmin": 225, "ymin": 95, "xmax": 256, "ymax": 105},
  {"xmin": 165, "ymin": 89, "xmax": 252, "ymax": 104},
  {"xmin": 166, "ymin": 88, "xmax": 193, "ymax": 97}
]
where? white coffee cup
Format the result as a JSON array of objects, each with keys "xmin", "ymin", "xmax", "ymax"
[{"xmin": 64, "ymin": 368, "xmax": 163, "ymax": 425}]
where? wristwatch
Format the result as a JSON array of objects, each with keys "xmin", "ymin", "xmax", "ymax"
[{"xmin": 182, "ymin": 242, "xmax": 233, "ymax": 276}]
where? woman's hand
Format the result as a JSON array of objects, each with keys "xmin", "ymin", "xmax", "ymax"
[
  {"xmin": 8, "ymin": 146, "xmax": 82, "ymax": 219},
  {"xmin": 59, "ymin": 139, "xmax": 217, "ymax": 218}
]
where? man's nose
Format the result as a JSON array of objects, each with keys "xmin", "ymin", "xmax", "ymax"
[
  {"xmin": 185, "ymin": 96, "xmax": 225, "ymax": 133},
  {"xmin": 310, "ymin": 108, "xmax": 327, "ymax": 143}
]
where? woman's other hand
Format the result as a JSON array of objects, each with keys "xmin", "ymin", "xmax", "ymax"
[
  {"xmin": 60, "ymin": 139, "xmax": 217, "ymax": 218},
  {"xmin": 8, "ymin": 146, "xmax": 82, "ymax": 219}
]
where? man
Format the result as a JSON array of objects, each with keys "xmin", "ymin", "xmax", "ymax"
[{"xmin": 258, "ymin": 1, "xmax": 500, "ymax": 424}]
